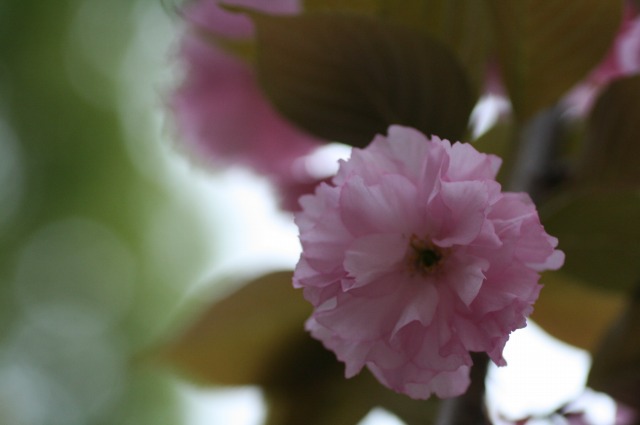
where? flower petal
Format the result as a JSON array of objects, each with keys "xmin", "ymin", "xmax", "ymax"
[
  {"xmin": 344, "ymin": 233, "xmax": 407, "ymax": 289},
  {"xmin": 432, "ymin": 180, "xmax": 489, "ymax": 246}
]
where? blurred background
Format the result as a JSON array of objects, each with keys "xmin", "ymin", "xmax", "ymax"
[
  {"xmin": 0, "ymin": 0, "xmax": 255, "ymax": 423},
  {"xmin": 0, "ymin": 1, "xmax": 621, "ymax": 424}
]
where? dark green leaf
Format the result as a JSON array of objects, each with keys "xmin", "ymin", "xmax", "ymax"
[
  {"xmin": 588, "ymin": 289, "xmax": 640, "ymax": 409},
  {"xmin": 541, "ymin": 191, "xmax": 640, "ymax": 292},
  {"xmin": 254, "ymin": 13, "xmax": 476, "ymax": 147},
  {"xmin": 579, "ymin": 75, "xmax": 640, "ymax": 188},
  {"xmin": 303, "ymin": 0, "xmax": 494, "ymax": 89},
  {"xmin": 484, "ymin": 0, "xmax": 623, "ymax": 119},
  {"xmin": 163, "ymin": 269, "xmax": 439, "ymax": 424},
  {"xmin": 162, "ymin": 271, "xmax": 311, "ymax": 385},
  {"xmin": 387, "ymin": 0, "xmax": 493, "ymax": 90},
  {"xmin": 263, "ymin": 333, "xmax": 438, "ymax": 425},
  {"xmin": 532, "ymin": 271, "xmax": 624, "ymax": 351},
  {"xmin": 303, "ymin": 0, "xmax": 380, "ymax": 15},
  {"xmin": 472, "ymin": 119, "xmax": 513, "ymax": 184}
]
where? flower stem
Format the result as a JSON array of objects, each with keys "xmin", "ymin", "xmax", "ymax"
[
  {"xmin": 507, "ymin": 105, "xmax": 566, "ymax": 202},
  {"xmin": 435, "ymin": 353, "xmax": 491, "ymax": 425}
]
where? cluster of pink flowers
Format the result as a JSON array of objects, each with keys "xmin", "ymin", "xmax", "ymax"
[
  {"xmin": 171, "ymin": 0, "xmax": 324, "ymax": 210},
  {"xmin": 294, "ymin": 126, "xmax": 564, "ymax": 399}
]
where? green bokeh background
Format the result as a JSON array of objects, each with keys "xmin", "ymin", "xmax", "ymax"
[{"xmin": 0, "ymin": 1, "xmax": 219, "ymax": 423}]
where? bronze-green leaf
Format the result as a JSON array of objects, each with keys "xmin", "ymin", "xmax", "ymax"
[
  {"xmin": 303, "ymin": 0, "xmax": 494, "ymax": 89},
  {"xmin": 472, "ymin": 119, "xmax": 513, "ymax": 184},
  {"xmin": 579, "ymin": 75, "xmax": 640, "ymax": 188},
  {"xmin": 588, "ymin": 290, "xmax": 640, "ymax": 409},
  {"xmin": 541, "ymin": 191, "xmax": 640, "ymax": 292},
  {"xmin": 253, "ymin": 13, "xmax": 476, "ymax": 147},
  {"xmin": 532, "ymin": 271, "xmax": 624, "ymax": 352},
  {"xmin": 262, "ymin": 333, "xmax": 438, "ymax": 425},
  {"xmin": 161, "ymin": 271, "xmax": 311, "ymax": 385},
  {"xmin": 162, "ymin": 270, "xmax": 440, "ymax": 424},
  {"xmin": 484, "ymin": 0, "xmax": 622, "ymax": 120},
  {"xmin": 303, "ymin": 0, "xmax": 380, "ymax": 15}
]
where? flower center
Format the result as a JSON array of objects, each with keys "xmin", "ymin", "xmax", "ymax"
[
  {"xmin": 419, "ymin": 248, "xmax": 441, "ymax": 268},
  {"xmin": 408, "ymin": 235, "xmax": 445, "ymax": 275}
]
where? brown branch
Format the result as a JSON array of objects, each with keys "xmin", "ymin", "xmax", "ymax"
[{"xmin": 435, "ymin": 353, "xmax": 491, "ymax": 425}]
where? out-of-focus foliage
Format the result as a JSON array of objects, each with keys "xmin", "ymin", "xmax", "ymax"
[
  {"xmin": 0, "ymin": 0, "xmax": 215, "ymax": 424},
  {"xmin": 164, "ymin": 272, "xmax": 312, "ymax": 386},
  {"xmin": 541, "ymin": 191, "xmax": 640, "ymax": 292},
  {"xmin": 588, "ymin": 291, "xmax": 640, "ymax": 409},
  {"xmin": 253, "ymin": 13, "xmax": 475, "ymax": 147},
  {"xmin": 164, "ymin": 272, "xmax": 439, "ymax": 425},
  {"xmin": 484, "ymin": 0, "xmax": 622, "ymax": 119},
  {"xmin": 532, "ymin": 272, "xmax": 624, "ymax": 351},
  {"xmin": 579, "ymin": 75, "xmax": 640, "ymax": 188},
  {"xmin": 303, "ymin": 0, "xmax": 493, "ymax": 90}
]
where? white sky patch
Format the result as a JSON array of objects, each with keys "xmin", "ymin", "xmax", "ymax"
[
  {"xmin": 469, "ymin": 94, "xmax": 511, "ymax": 139},
  {"xmin": 486, "ymin": 321, "xmax": 617, "ymax": 424},
  {"xmin": 296, "ymin": 142, "xmax": 353, "ymax": 180},
  {"xmin": 357, "ymin": 408, "xmax": 406, "ymax": 425},
  {"xmin": 179, "ymin": 384, "xmax": 265, "ymax": 425}
]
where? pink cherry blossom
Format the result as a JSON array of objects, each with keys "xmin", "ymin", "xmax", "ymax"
[
  {"xmin": 565, "ymin": 3, "xmax": 640, "ymax": 115},
  {"xmin": 293, "ymin": 126, "xmax": 564, "ymax": 399},
  {"xmin": 171, "ymin": 0, "xmax": 324, "ymax": 209},
  {"xmin": 182, "ymin": 0, "xmax": 300, "ymax": 39}
]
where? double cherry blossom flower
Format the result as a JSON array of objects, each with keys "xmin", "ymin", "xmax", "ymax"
[
  {"xmin": 294, "ymin": 126, "xmax": 564, "ymax": 399},
  {"xmin": 173, "ymin": 0, "xmax": 565, "ymax": 400}
]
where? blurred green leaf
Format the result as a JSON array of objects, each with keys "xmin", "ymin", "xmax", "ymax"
[
  {"xmin": 588, "ymin": 289, "xmax": 640, "ymax": 409},
  {"xmin": 163, "ymin": 270, "xmax": 439, "ymax": 424},
  {"xmin": 0, "ymin": 0, "xmax": 201, "ymax": 422},
  {"xmin": 253, "ymin": 13, "xmax": 476, "ymax": 147},
  {"xmin": 579, "ymin": 75, "xmax": 640, "ymax": 188},
  {"xmin": 264, "ymin": 336, "xmax": 439, "ymax": 425},
  {"xmin": 472, "ymin": 120, "xmax": 513, "ymax": 184},
  {"xmin": 532, "ymin": 271, "xmax": 624, "ymax": 351},
  {"xmin": 541, "ymin": 191, "xmax": 640, "ymax": 292},
  {"xmin": 303, "ymin": 0, "xmax": 493, "ymax": 89},
  {"xmin": 484, "ymin": 0, "xmax": 622, "ymax": 119},
  {"xmin": 303, "ymin": 0, "xmax": 380, "ymax": 15},
  {"xmin": 163, "ymin": 271, "xmax": 311, "ymax": 385},
  {"xmin": 396, "ymin": 0, "xmax": 494, "ymax": 90}
]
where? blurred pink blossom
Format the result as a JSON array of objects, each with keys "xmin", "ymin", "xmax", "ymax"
[
  {"xmin": 484, "ymin": 4, "xmax": 640, "ymax": 117},
  {"xmin": 294, "ymin": 126, "xmax": 564, "ymax": 399},
  {"xmin": 565, "ymin": 4, "xmax": 640, "ymax": 115},
  {"xmin": 172, "ymin": 0, "xmax": 325, "ymax": 210},
  {"xmin": 182, "ymin": 0, "xmax": 300, "ymax": 38}
]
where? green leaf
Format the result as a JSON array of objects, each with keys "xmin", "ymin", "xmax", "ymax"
[
  {"xmin": 484, "ymin": 0, "xmax": 623, "ymax": 120},
  {"xmin": 579, "ymin": 76, "xmax": 640, "ymax": 188},
  {"xmin": 472, "ymin": 119, "xmax": 514, "ymax": 185},
  {"xmin": 253, "ymin": 13, "xmax": 476, "ymax": 147},
  {"xmin": 162, "ymin": 270, "xmax": 439, "ymax": 424},
  {"xmin": 588, "ymin": 290, "xmax": 640, "ymax": 409},
  {"xmin": 303, "ymin": 0, "xmax": 380, "ymax": 15},
  {"xmin": 303, "ymin": 0, "xmax": 494, "ymax": 89},
  {"xmin": 541, "ymin": 191, "xmax": 640, "ymax": 292},
  {"xmin": 263, "ymin": 333, "xmax": 438, "ymax": 425},
  {"xmin": 162, "ymin": 271, "xmax": 311, "ymax": 385},
  {"xmin": 532, "ymin": 271, "xmax": 624, "ymax": 351},
  {"xmin": 385, "ymin": 0, "xmax": 494, "ymax": 90}
]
